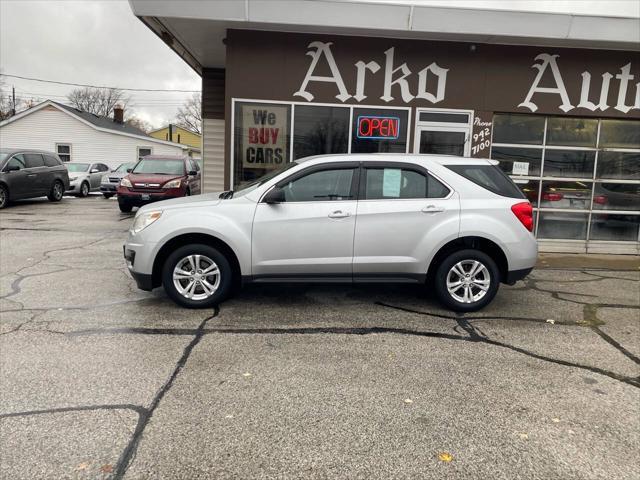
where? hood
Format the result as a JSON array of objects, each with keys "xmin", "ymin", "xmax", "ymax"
[
  {"xmin": 138, "ymin": 192, "xmax": 223, "ymax": 212},
  {"xmin": 106, "ymin": 171, "xmax": 128, "ymax": 179},
  {"xmin": 127, "ymin": 173, "xmax": 184, "ymax": 186}
]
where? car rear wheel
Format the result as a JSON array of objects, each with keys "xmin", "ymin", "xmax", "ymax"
[
  {"xmin": 79, "ymin": 181, "xmax": 90, "ymax": 197},
  {"xmin": 0, "ymin": 184, "xmax": 8, "ymax": 209},
  {"xmin": 47, "ymin": 180, "xmax": 64, "ymax": 202},
  {"xmin": 162, "ymin": 244, "xmax": 233, "ymax": 309},
  {"xmin": 434, "ymin": 249, "xmax": 499, "ymax": 312}
]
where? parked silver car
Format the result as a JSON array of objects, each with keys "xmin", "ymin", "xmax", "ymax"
[
  {"xmin": 124, "ymin": 154, "xmax": 538, "ymax": 312},
  {"xmin": 66, "ymin": 162, "xmax": 110, "ymax": 197},
  {"xmin": 100, "ymin": 162, "xmax": 136, "ymax": 198}
]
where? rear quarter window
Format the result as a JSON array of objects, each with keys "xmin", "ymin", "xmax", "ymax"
[
  {"xmin": 44, "ymin": 155, "xmax": 61, "ymax": 167},
  {"xmin": 446, "ymin": 164, "xmax": 525, "ymax": 199}
]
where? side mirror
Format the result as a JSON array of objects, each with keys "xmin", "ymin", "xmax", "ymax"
[
  {"xmin": 126, "ymin": 168, "xmax": 133, "ymax": 173},
  {"xmin": 4, "ymin": 164, "xmax": 20, "ymax": 172},
  {"xmin": 188, "ymin": 170, "xmax": 197, "ymax": 176},
  {"xmin": 263, "ymin": 187, "xmax": 285, "ymax": 204}
]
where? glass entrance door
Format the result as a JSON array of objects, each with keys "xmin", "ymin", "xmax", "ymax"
[
  {"xmin": 415, "ymin": 127, "xmax": 469, "ymax": 156},
  {"xmin": 413, "ymin": 109, "xmax": 473, "ymax": 157}
]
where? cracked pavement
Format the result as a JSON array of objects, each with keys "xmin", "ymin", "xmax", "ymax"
[{"xmin": 1, "ymin": 196, "xmax": 639, "ymax": 479}]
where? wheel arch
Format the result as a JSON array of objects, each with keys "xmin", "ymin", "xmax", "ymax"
[
  {"xmin": 152, "ymin": 233, "xmax": 242, "ymax": 290},
  {"xmin": 426, "ymin": 236, "xmax": 509, "ymax": 284}
]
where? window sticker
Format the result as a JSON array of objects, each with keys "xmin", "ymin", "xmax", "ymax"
[
  {"xmin": 383, "ymin": 168, "xmax": 402, "ymax": 197},
  {"xmin": 512, "ymin": 161, "xmax": 530, "ymax": 176}
]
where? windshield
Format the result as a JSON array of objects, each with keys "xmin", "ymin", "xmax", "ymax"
[
  {"xmin": 115, "ymin": 162, "xmax": 136, "ymax": 173},
  {"xmin": 232, "ymin": 162, "xmax": 300, "ymax": 197},
  {"xmin": 132, "ymin": 158, "xmax": 184, "ymax": 175},
  {"xmin": 67, "ymin": 163, "xmax": 90, "ymax": 172}
]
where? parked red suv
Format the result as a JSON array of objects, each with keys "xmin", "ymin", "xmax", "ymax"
[{"xmin": 117, "ymin": 155, "xmax": 201, "ymax": 212}]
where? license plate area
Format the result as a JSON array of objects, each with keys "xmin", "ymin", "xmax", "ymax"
[{"xmin": 141, "ymin": 194, "xmax": 150, "ymax": 201}]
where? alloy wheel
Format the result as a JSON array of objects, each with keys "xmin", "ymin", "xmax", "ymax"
[
  {"xmin": 0, "ymin": 187, "xmax": 6, "ymax": 208},
  {"xmin": 172, "ymin": 254, "xmax": 221, "ymax": 301},
  {"xmin": 81, "ymin": 183, "xmax": 89, "ymax": 196},
  {"xmin": 446, "ymin": 260, "xmax": 491, "ymax": 304},
  {"xmin": 53, "ymin": 182, "xmax": 63, "ymax": 200}
]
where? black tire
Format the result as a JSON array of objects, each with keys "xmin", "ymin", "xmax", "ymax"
[
  {"xmin": 118, "ymin": 200, "xmax": 133, "ymax": 213},
  {"xmin": 103, "ymin": 193, "xmax": 114, "ymax": 199},
  {"xmin": 47, "ymin": 180, "xmax": 64, "ymax": 202},
  {"xmin": 162, "ymin": 243, "xmax": 233, "ymax": 309},
  {"xmin": 0, "ymin": 184, "xmax": 8, "ymax": 209},
  {"xmin": 79, "ymin": 181, "xmax": 90, "ymax": 197},
  {"xmin": 434, "ymin": 249, "xmax": 500, "ymax": 312}
]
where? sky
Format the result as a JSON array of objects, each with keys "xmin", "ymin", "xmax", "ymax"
[{"xmin": 1, "ymin": 0, "xmax": 638, "ymax": 129}]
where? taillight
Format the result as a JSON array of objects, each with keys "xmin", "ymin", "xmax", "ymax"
[
  {"xmin": 542, "ymin": 192, "xmax": 563, "ymax": 201},
  {"xmin": 511, "ymin": 202, "xmax": 534, "ymax": 232},
  {"xmin": 593, "ymin": 195, "xmax": 608, "ymax": 205}
]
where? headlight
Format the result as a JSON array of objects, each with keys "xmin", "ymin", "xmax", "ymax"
[
  {"xmin": 120, "ymin": 177, "xmax": 132, "ymax": 187},
  {"xmin": 69, "ymin": 176, "xmax": 78, "ymax": 181},
  {"xmin": 163, "ymin": 178, "xmax": 182, "ymax": 189},
  {"xmin": 131, "ymin": 210, "xmax": 162, "ymax": 234}
]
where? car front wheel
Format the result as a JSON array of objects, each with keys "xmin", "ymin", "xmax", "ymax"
[
  {"xmin": 162, "ymin": 244, "xmax": 233, "ymax": 308},
  {"xmin": 0, "ymin": 184, "xmax": 8, "ymax": 209},
  {"xmin": 434, "ymin": 249, "xmax": 500, "ymax": 312},
  {"xmin": 79, "ymin": 181, "xmax": 90, "ymax": 197}
]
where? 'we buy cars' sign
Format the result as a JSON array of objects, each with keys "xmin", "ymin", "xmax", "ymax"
[{"xmin": 242, "ymin": 105, "xmax": 287, "ymax": 169}]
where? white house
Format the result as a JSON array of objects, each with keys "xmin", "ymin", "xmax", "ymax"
[{"xmin": 0, "ymin": 100, "xmax": 187, "ymax": 170}]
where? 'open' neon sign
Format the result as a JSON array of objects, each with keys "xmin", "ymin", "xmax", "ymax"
[{"xmin": 357, "ymin": 116, "xmax": 400, "ymax": 140}]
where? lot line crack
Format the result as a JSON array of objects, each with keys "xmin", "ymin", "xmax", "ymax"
[
  {"xmin": 113, "ymin": 308, "xmax": 218, "ymax": 479},
  {"xmin": 0, "ymin": 404, "xmax": 146, "ymax": 420}
]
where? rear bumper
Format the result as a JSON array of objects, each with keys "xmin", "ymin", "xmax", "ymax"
[{"xmin": 504, "ymin": 267, "xmax": 533, "ymax": 285}]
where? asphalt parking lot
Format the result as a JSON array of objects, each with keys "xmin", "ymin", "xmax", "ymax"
[{"xmin": 1, "ymin": 195, "xmax": 639, "ymax": 479}]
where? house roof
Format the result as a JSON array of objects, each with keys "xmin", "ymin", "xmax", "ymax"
[
  {"xmin": 128, "ymin": 0, "xmax": 640, "ymax": 74},
  {"xmin": 0, "ymin": 100, "xmax": 189, "ymax": 149},
  {"xmin": 53, "ymin": 102, "xmax": 149, "ymax": 137}
]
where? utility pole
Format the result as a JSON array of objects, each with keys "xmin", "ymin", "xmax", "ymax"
[{"xmin": 11, "ymin": 86, "xmax": 15, "ymax": 116}]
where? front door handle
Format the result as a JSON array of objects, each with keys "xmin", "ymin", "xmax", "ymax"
[
  {"xmin": 421, "ymin": 205, "xmax": 445, "ymax": 213},
  {"xmin": 328, "ymin": 210, "xmax": 351, "ymax": 219},
  {"xmin": 27, "ymin": 174, "xmax": 37, "ymax": 177}
]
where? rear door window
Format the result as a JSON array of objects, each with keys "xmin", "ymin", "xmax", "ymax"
[
  {"xmin": 364, "ymin": 167, "xmax": 450, "ymax": 199},
  {"xmin": 44, "ymin": 155, "xmax": 60, "ymax": 167},
  {"xmin": 446, "ymin": 164, "xmax": 525, "ymax": 199},
  {"xmin": 24, "ymin": 153, "xmax": 45, "ymax": 168}
]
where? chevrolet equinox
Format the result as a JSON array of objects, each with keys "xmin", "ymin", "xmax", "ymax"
[{"xmin": 124, "ymin": 154, "xmax": 537, "ymax": 312}]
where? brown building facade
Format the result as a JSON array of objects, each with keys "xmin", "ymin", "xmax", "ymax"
[{"xmin": 203, "ymin": 29, "xmax": 639, "ymax": 253}]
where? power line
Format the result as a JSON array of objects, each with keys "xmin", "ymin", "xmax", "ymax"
[{"xmin": 1, "ymin": 73, "xmax": 201, "ymax": 93}]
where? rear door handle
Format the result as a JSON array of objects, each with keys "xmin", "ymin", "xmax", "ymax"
[
  {"xmin": 421, "ymin": 205, "xmax": 445, "ymax": 213},
  {"xmin": 328, "ymin": 210, "xmax": 351, "ymax": 218},
  {"xmin": 27, "ymin": 174, "xmax": 37, "ymax": 177}
]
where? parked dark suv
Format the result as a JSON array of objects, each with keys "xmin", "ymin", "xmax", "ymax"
[
  {"xmin": 0, "ymin": 148, "xmax": 70, "ymax": 209},
  {"xmin": 117, "ymin": 155, "xmax": 201, "ymax": 212}
]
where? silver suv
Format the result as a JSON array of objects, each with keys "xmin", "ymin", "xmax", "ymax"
[{"xmin": 124, "ymin": 155, "xmax": 537, "ymax": 312}]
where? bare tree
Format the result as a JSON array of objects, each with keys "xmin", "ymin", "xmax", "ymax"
[
  {"xmin": 125, "ymin": 115, "xmax": 153, "ymax": 133},
  {"xmin": 175, "ymin": 93, "xmax": 202, "ymax": 134},
  {"xmin": 66, "ymin": 87, "xmax": 130, "ymax": 117}
]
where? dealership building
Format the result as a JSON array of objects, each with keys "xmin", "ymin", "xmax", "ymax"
[{"xmin": 130, "ymin": 0, "xmax": 639, "ymax": 254}]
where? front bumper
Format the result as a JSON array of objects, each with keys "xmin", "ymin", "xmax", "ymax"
[
  {"xmin": 100, "ymin": 184, "xmax": 117, "ymax": 193},
  {"xmin": 118, "ymin": 191, "xmax": 184, "ymax": 207},
  {"xmin": 124, "ymin": 236, "xmax": 158, "ymax": 291}
]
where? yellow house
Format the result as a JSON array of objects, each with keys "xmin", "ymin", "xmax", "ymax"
[{"xmin": 149, "ymin": 124, "xmax": 201, "ymax": 158}]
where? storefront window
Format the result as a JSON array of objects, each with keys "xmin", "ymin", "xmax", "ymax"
[
  {"xmin": 546, "ymin": 117, "xmax": 598, "ymax": 147},
  {"xmin": 492, "ymin": 114, "xmax": 640, "ymax": 246},
  {"xmin": 293, "ymin": 105, "xmax": 349, "ymax": 160},
  {"xmin": 589, "ymin": 214, "xmax": 639, "ymax": 241},
  {"xmin": 234, "ymin": 102, "xmax": 291, "ymax": 186},
  {"xmin": 542, "ymin": 150, "xmax": 595, "ymax": 178},
  {"xmin": 492, "ymin": 114, "xmax": 544, "ymax": 145},
  {"xmin": 596, "ymin": 152, "xmax": 640, "ymax": 180},
  {"xmin": 599, "ymin": 119, "xmax": 640, "ymax": 149},
  {"xmin": 350, "ymin": 108, "xmax": 408, "ymax": 153}
]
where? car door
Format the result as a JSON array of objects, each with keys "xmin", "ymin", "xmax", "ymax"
[
  {"xmin": 353, "ymin": 162, "xmax": 459, "ymax": 280},
  {"xmin": 2, "ymin": 154, "xmax": 32, "ymax": 199},
  {"xmin": 251, "ymin": 163, "xmax": 359, "ymax": 278},
  {"xmin": 23, "ymin": 153, "xmax": 48, "ymax": 195}
]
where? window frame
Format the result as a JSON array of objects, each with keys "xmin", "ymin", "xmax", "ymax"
[
  {"xmin": 232, "ymin": 98, "xmax": 412, "ymax": 188},
  {"xmin": 55, "ymin": 143, "xmax": 72, "ymax": 163},
  {"xmin": 137, "ymin": 146, "xmax": 153, "ymax": 161},
  {"xmin": 358, "ymin": 161, "xmax": 452, "ymax": 201}
]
